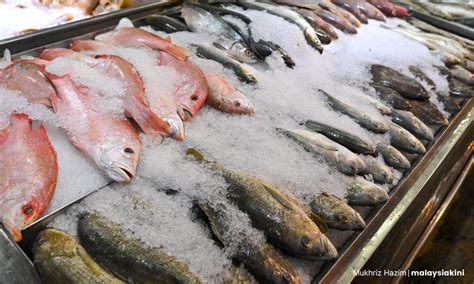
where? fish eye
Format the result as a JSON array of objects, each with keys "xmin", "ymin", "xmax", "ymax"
[
  {"xmin": 190, "ymin": 95, "xmax": 198, "ymax": 101},
  {"xmin": 301, "ymin": 236, "xmax": 310, "ymax": 247},
  {"xmin": 245, "ymin": 50, "xmax": 253, "ymax": 57},
  {"xmin": 369, "ymin": 192, "xmax": 377, "ymax": 200},
  {"xmin": 283, "ymin": 272, "xmax": 292, "ymax": 283},
  {"xmin": 22, "ymin": 204, "xmax": 33, "ymax": 216},
  {"xmin": 234, "ymin": 101, "xmax": 241, "ymax": 107},
  {"xmin": 124, "ymin": 148, "xmax": 134, "ymax": 154},
  {"xmin": 38, "ymin": 238, "xmax": 48, "ymax": 245}
]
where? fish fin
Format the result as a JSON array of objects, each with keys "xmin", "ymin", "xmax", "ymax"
[
  {"xmin": 213, "ymin": 42, "xmax": 229, "ymax": 51},
  {"xmin": 48, "ymin": 87, "xmax": 61, "ymax": 112},
  {"xmin": 260, "ymin": 181, "xmax": 299, "ymax": 211},
  {"xmin": 194, "ymin": 201, "xmax": 225, "ymax": 244},
  {"xmin": 308, "ymin": 211, "xmax": 328, "ymax": 233},
  {"xmin": 166, "ymin": 44, "xmax": 192, "ymax": 61}
]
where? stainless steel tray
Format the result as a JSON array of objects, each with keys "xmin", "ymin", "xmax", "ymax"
[{"xmin": 0, "ymin": 3, "xmax": 472, "ymax": 282}]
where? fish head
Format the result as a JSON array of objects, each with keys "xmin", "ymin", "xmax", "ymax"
[
  {"xmin": 260, "ymin": 249, "xmax": 301, "ymax": 284},
  {"xmin": 229, "ymin": 42, "xmax": 258, "ymax": 63},
  {"xmin": 2, "ymin": 197, "xmax": 43, "ymax": 241},
  {"xmin": 224, "ymin": 90, "xmax": 256, "ymax": 115},
  {"xmin": 33, "ymin": 229, "xmax": 77, "ymax": 259},
  {"xmin": 338, "ymin": 154, "xmax": 366, "ymax": 175},
  {"xmin": 366, "ymin": 187, "xmax": 389, "ymax": 204},
  {"xmin": 163, "ymin": 114, "xmax": 185, "ymax": 141},
  {"xmin": 410, "ymin": 138, "xmax": 426, "ymax": 154},
  {"xmin": 334, "ymin": 208, "xmax": 366, "ymax": 231},
  {"xmin": 304, "ymin": 28, "xmax": 323, "ymax": 54},
  {"xmin": 97, "ymin": 134, "xmax": 141, "ymax": 182},
  {"xmin": 289, "ymin": 218, "xmax": 338, "ymax": 260}
]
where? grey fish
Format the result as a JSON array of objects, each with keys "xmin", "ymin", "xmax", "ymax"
[
  {"xmin": 305, "ymin": 119, "xmax": 375, "ymax": 155},
  {"xmin": 370, "ymin": 64, "xmax": 430, "ymax": 100},
  {"xmin": 195, "ymin": 44, "xmax": 257, "ymax": 84},
  {"xmin": 195, "ymin": 201, "xmax": 301, "ymax": 284},
  {"xmin": 145, "ymin": 15, "xmax": 190, "ymax": 33},
  {"xmin": 33, "ymin": 229, "xmax": 124, "ymax": 284},
  {"xmin": 238, "ymin": 0, "xmax": 324, "ymax": 53},
  {"xmin": 362, "ymin": 156, "xmax": 394, "ymax": 185},
  {"xmin": 388, "ymin": 122, "xmax": 426, "ymax": 154},
  {"xmin": 372, "ymin": 84, "xmax": 412, "ymax": 110},
  {"xmin": 450, "ymin": 65, "xmax": 474, "ymax": 85},
  {"xmin": 280, "ymin": 128, "xmax": 366, "ymax": 175},
  {"xmin": 408, "ymin": 65, "xmax": 436, "ymax": 89},
  {"xmin": 376, "ymin": 143, "xmax": 411, "ymax": 170},
  {"xmin": 448, "ymin": 76, "xmax": 473, "ymax": 98},
  {"xmin": 295, "ymin": 8, "xmax": 339, "ymax": 39},
  {"xmin": 309, "ymin": 193, "xmax": 366, "ymax": 231},
  {"xmin": 437, "ymin": 95, "xmax": 464, "ymax": 113},
  {"xmin": 181, "ymin": 5, "xmax": 257, "ymax": 63},
  {"xmin": 186, "ymin": 149, "xmax": 338, "ymax": 260},
  {"xmin": 391, "ymin": 109, "xmax": 434, "ymax": 141},
  {"xmin": 320, "ymin": 89, "xmax": 388, "ymax": 134},
  {"xmin": 78, "ymin": 212, "xmax": 203, "ymax": 284},
  {"xmin": 408, "ymin": 100, "xmax": 449, "ymax": 126},
  {"xmin": 347, "ymin": 178, "xmax": 389, "ymax": 206}
]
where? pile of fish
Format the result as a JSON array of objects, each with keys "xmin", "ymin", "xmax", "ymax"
[{"xmin": 0, "ymin": 0, "xmax": 472, "ymax": 283}]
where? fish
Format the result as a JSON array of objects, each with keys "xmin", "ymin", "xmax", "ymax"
[
  {"xmin": 186, "ymin": 149, "xmax": 338, "ymax": 260},
  {"xmin": 370, "ymin": 64, "xmax": 430, "ymax": 100},
  {"xmin": 362, "ymin": 156, "xmax": 394, "ymax": 185},
  {"xmin": 309, "ymin": 193, "xmax": 366, "ymax": 231},
  {"xmin": 0, "ymin": 114, "xmax": 58, "ymax": 241},
  {"xmin": 145, "ymin": 15, "xmax": 190, "ymax": 33},
  {"xmin": 371, "ymin": 84, "xmax": 412, "ymax": 110},
  {"xmin": 353, "ymin": 0, "xmax": 386, "ymax": 21},
  {"xmin": 367, "ymin": 0, "xmax": 409, "ymax": 17},
  {"xmin": 347, "ymin": 177, "xmax": 389, "ymax": 206},
  {"xmin": 156, "ymin": 51, "xmax": 208, "ymax": 121},
  {"xmin": 408, "ymin": 100, "xmax": 449, "ymax": 126},
  {"xmin": 41, "ymin": 71, "xmax": 141, "ymax": 182},
  {"xmin": 70, "ymin": 40, "xmax": 186, "ymax": 141},
  {"xmin": 40, "ymin": 48, "xmax": 173, "ymax": 137},
  {"xmin": 376, "ymin": 143, "xmax": 411, "ymax": 170},
  {"xmin": 388, "ymin": 122, "xmax": 426, "ymax": 154},
  {"xmin": 312, "ymin": 5, "xmax": 358, "ymax": 34},
  {"xmin": 238, "ymin": 0, "xmax": 324, "ymax": 53},
  {"xmin": 0, "ymin": 58, "xmax": 54, "ymax": 106},
  {"xmin": 78, "ymin": 212, "xmax": 203, "ymax": 284},
  {"xmin": 437, "ymin": 95, "xmax": 464, "ymax": 113},
  {"xmin": 33, "ymin": 229, "xmax": 124, "ymax": 284},
  {"xmin": 195, "ymin": 44, "xmax": 257, "ymax": 84},
  {"xmin": 450, "ymin": 65, "xmax": 474, "ymax": 85},
  {"xmin": 195, "ymin": 201, "xmax": 301, "ymax": 284},
  {"xmin": 181, "ymin": 5, "xmax": 257, "ymax": 63},
  {"xmin": 391, "ymin": 109, "xmax": 434, "ymax": 141},
  {"xmin": 95, "ymin": 27, "xmax": 192, "ymax": 61},
  {"xmin": 331, "ymin": 0, "xmax": 368, "ymax": 23},
  {"xmin": 206, "ymin": 74, "xmax": 255, "ymax": 115},
  {"xmin": 318, "ymin": 0, "xmax": 362, "ymax": 28},
  {"xmin": 448, "ymin": 76, "xmax": 473, "ymax": 98},
  {"xmin": 305, "ymin": 119, "xmax": 375, "ymax": 155},
  {"xmin": 408, "ymin": 65, "xmax": 436, "ymax": 89},
  {"xmin": 280, "ymin": 128, "xmax": 366, "ymax": 175},
  {"xmin": 315, "ymin": 29, "xmax": 332, "ymax": 45},
  {"xmin": 295, "ymin": 8, "xmax": 339, "ymax": 39},
  {"xmin": 320, "ymin": 90, "xmax": 388, "ymax": 133}
]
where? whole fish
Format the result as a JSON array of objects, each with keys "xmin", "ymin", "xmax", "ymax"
[
  {"xmin": 78, "ymin": 212, "xmax": 203, "ymax": 284},
  {"xmin": 331, "ymin": 0, "xmax": 368, "ymax": 23},
  {"xmin": 42, "ymin": 71, "xmax": 141, "ymax": 182},
  {"xmin": 372, "ymin": 84, "xmax": 412, "ymax": 110},
  {"xmin": 95, "ymin": 27, "xmax": 192, "ymax": 61},
  {"xmin": 408, "ymin": 100, "xmax": 449, "ymax": 126},
  {"xmin": 156, "ymin": 51, "xmax": 208, "ymax": 121},
  {"xmin": 195, "ymin": 44, "xmax": 257, "ymax": 84},
  {"xmin": 347, "ymin": 178, "xmax": 389, "ymax": 206},
  {"xmin": 70, "ymin": 40, "xmax": 186, "ymax": 141},
  {"xmin": 367, "ymin": 0, "xmax": 409, "ymax": 17},
  {"xmin": 295, "ymin": 8, "xmax": 339, "ymax": 39},
  {"xmin": 186, "ymin": 149, "xmax": 338, "ymax": 260},
  {"xmin": 305, "ymin": 119, "xmax": 375, "ymax": 155},
  {"xmin": 309, "ymin": 193, "xmax": 366, "ymax": 231},
  {"xmin": 408, "ymin": 65, "xmax": 436, "ymax": 89},
  {"xmin": 145, "ymin": 15, "xmax": 190, "ymax": 33},
  {"xmin": 196, "ymin": 201, "xmax": 301, "ymax": 284},
  {"xmin": 353, "ymin": 0, "xmax": 385, "ymax": 21},
  {"xmin": 40, "ymin": 48, "xmax": 173, "ymax": 137},
  {"xmin": 206, "ymin": 74, "xmax": 255, "ymax": 115},
  {"xmin": 450, "ymin": 65, "xmax": 474, "ymax": 85},
  {"xmin": 370, "ymin": 65, "xmax": 430, "ymax": 100},
  {"xmin": 321, "ymin": 90, "xmax": 388, "ymax": 133},
  {"xmin": 33, "ymin": 229, "xmax": 124, "ymax": 284},
  {"xmin": 388, "ymin": 122, "xmax": 426, "ymax": 154},
  {"xmin": 0, "ymin": 114, "xmax": 57, "ymax": 241},
  {"xmin": 0, "ymin": 58, "xmax": 54, "ymax": 106},
  {"xmin": 319, "ymin": 0, "xmax": 362, "ymax": 28},
  {"xmin": 238, "ymin": 0, "xmax": 324, "ymax": 53},
  {"xmin": 281, "ymin": 128, "xmax": 366, "ymax": 175},
  {"xmin": 181, "ymin": 5, "xmax": 257, "ymax": 63},
  {"xmin": 438, "ymin": 95, "xmax": 464, "ymax": 113},
  {"xmin": 312, "ymin": 5, "xmax": 358, "ymax": 34},
  {"xmin": 362, "ymin": 156, "xmax": 394, "ymax": 184},
  {"xmin": 448, "ymin": 76, "xmax": 473, "ymax": 98},
  {"xmin": 376, "ymin": 143, "xmax": 411, "ymax": 170},
  {"xmin": 391, "ymin": 109, "xmax": 433, "ymax": 141}
]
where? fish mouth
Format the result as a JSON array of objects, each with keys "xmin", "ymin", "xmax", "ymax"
[
  {"xmin": 319, "ymin": 235, "xmax": 338, "ymax": 260},
  {"xmin": 109, "ymin": 166, "xmax": 135, "ymax": 182},
  {"xmin": 3, "ymin": 222, "xmax": 23, "ymax": 241},
  {"xmin": 177, "ymin": 107, "xmax": 194, "ymax": 122},
  {"xmin": 164, "ymin": 115, "xmax": 185, "ymax": 141}
]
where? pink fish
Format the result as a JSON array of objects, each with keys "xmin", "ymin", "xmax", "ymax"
[
  {"xmin": 0, "ymin": 114, "xmax": 58, "ymax": 241},
  {"xmin": 0, "ymin": 58, "xmax": 55, "ymax": 106},
  {"xmin": 206, "ymin": 74, "xmax": 255, "ymax": 115},
  {"xmin": 41, "ymin": 69, "xmax": 141, "ymax": 182},
  {"xmin": 157, "ymin": 52, "xmax": 208, "ymax": 121},
  {"xmin": 40, "ymin": 48, "xmax": 172, "ymax": 137},
  {"xmin": 353, "ymin": 0, "xmax": 386, "ymax": 21},
  {"xmin": 95, "ymin": 27, "xmax": 192, "ymax": 61}
]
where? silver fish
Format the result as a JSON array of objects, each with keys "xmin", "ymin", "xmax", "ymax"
[
  {"xmin": 347, "ymin": 178, "xmax": 389, "ymax": 206},
  {"xmin": 376, "ymin": 143, "xmax": 411, "ymax": 170},
  {"xmin": 388, "ymin": 122, "xmax": 426, "ymax": 154},
  {"xmin": 362, "ymin": 156, "xmax": 394, "ymax": 185},
  {"xmin": 391, "ymin": 109, "xmax": 434, "ymax": 141}
]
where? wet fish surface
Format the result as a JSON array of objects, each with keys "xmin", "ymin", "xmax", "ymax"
[
  {"xmin": 376, "ymin": 143, "xmax": 411, "ymax": 170},
  {"xmin": 388, "ymin": 122, "xmax": 426, "ymax": 154},
  {"xmin": 347, "ymin": 178, "xmax": 389, "ymax": 206},
  {"xmin": 372, "ymin": 84, "xmax": 412, "ymax": 110},
  {"xmin": 408, "ymin": 100, "xmax": 449, "ymax": 126},
  {"xmin": 362, "ymin": 156, "xmax": 394, "ymax": 185},
  {"xmin": 206, "ymin": 74, "xmax": 255, "ymax": 115},
  {"xmin": 391, "ymin": 109, "xmax": 434, "ymax": 141}
]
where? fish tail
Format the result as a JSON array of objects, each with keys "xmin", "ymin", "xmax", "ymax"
[{"xmin": 166, "ymin": 44, "xmax": 193, "ymax": 61}]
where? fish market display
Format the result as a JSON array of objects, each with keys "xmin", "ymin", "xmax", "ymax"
[{"xmin": 0, "ymin": 0, "xmax": 472, "ymax": 283}]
